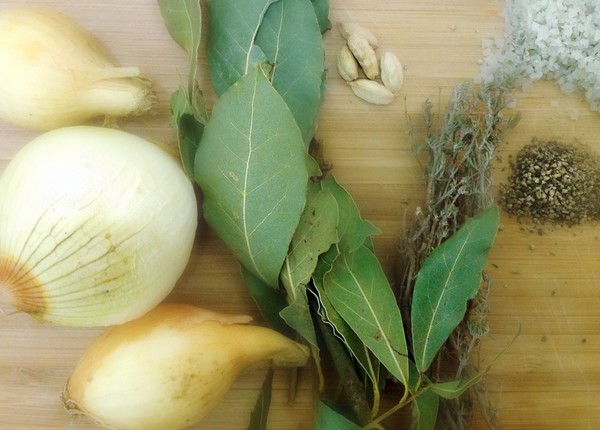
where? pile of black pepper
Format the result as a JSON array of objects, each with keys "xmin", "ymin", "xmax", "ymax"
[{"xmin": 500, "ymin": 138, "xmax": 600, "ymax": 225}]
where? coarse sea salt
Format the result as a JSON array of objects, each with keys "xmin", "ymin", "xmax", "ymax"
[{"xmin": 477, "ymin": 0, "xmax": 600, "ymax": 111}]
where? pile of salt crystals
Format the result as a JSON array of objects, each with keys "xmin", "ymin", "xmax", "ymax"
[{"xmin": 477, "ymin": 0, "xmax": 600, "ymax": 111}]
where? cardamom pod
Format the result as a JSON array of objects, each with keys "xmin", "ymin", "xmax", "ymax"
[
  {"xmin": 380, "ymin": 52, "xmax": 404, "ymax": 94},
  {"xmin": 349, "ymin": 79, "xmax": 396, "ymax": 105},
  {"xmin": 338, "ymin": 22, "xmax": 379, "ymax": 49},
  {"xmin": 347, "ymin": 34, "xmax": 379, "ymax": 80},
  {"xmin": 337, "ymin": 44, "xmax": 359, "ymax": 82}
]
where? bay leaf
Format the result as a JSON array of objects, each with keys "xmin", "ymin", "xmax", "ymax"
[
  {"xmin": 305, "ymin": 153, "xmax": 322, "ymax": 177},
  {"xmin": 323, "ymin": 245, "xmax": 409, "ymax": 386},
  {"xmin": 195, "ymin": 67, "xmax": 309, "ymax": 287},
  {"xmin": 312, "ymin": 244, "xmax": 337, "ymax": 285},
  {"xmin": 312, "ymin": 278, "xmax": 378, "ymax": 385},
  {"xmin": 280, "ymin": 287, "xmax": 317, "ymax": 347},
  {"xmin": 428, "ymin": 372, "xmax": 484, "ymax": 400},
  {"xmin": 320, "ymin": 176, "xmax": 379, "ymax": 252},
  {"xmin": 247, "ymin": 368, "xmax": 274, "ymax": 430},
  {"xmin": 170, "ymin": 85, "xmax": 207, "ymax": 176},
  {"xmin": 313, "ymin": 244, "xmax": 381, "ymax": 386},
  {"xmin": 310, "ymin": 0, "xmax": 332, "ymax": 33},
  {"xmin": 207, "ymin": 0, "xmax": 325, "ymax": 144},
  {"xmin": 157, "ymin": 0, "xmax": 201, "ymax": 58},
  {"xmin": 157, "ymin": 0, "xmax": 202, "ymax": 94},
  {"xmin": 427, "ymin": 321, "xmax": 520, "ymax": 399},
  {"xmin": 206, "ymin": 0, "xmax": 279, "ymax": 96},
  {"xmin": 411, "ymin": 390, "xmax": 439, "ymax": 430},
  {"xmin": 280, "ymin": 183, "xmax": 339, "ymax": 293},
  {"xmin": 411, "ymin": 205, "xmax": 500, "ymax": 373},
  {"xmin": 159, "ymin": 0, "xmax": 206, "ymax": 176},
  {"xmin": 256, "ymin": 0, "xmax": 325, "ymax": 143},
  {"xmin": 242, "ymin": 267, "xmax": 292, "ymax": 337},
  {"xmin": 279, "ymin": 184, "xmax": 338, "ymax": 347},
  {"xmin": 314, "ymin": 401, "xmax": 361, "ymax": 430},
  {"xmin": 319, "ymin": 69, "xmax": 328, "ymax": 112}
]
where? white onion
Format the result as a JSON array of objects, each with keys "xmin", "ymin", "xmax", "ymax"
[{"xmin": 0, "ymin": 126, "xmax": 197, "ymax": 326}]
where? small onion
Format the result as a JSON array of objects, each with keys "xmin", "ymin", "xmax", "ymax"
[
  {"xmin": 63, "ymin": 303, "xmax": 310, "ymax": 430},
  {"xmin": 0, "ymin": 8, "xmax": 156, "ymax": 131},
  {"xmin": 0, "ymin": 126, "xmax": 197, "ymax": 326}
]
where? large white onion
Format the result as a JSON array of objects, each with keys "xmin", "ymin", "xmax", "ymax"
[{"xmin": 0, "ymin": 126, "xmax": 197, "ymax": 326}]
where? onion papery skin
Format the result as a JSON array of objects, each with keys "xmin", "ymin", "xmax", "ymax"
[
  {"xmin": 63, "ymin": 303, "xmax": 310, "ymax": 430},
  {"xmin": 0, "ymin": 126, "xmax": 197, "ymax": 326}
]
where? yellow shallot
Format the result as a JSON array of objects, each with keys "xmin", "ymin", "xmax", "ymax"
[{"xmin": 63, "ymin": 303, "xmax": 310, "ymax": 430}]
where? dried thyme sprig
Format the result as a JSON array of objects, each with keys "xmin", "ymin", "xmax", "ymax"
[
  {"xmin": 397, "ymin": 81, "xmax": 519, "ymax": 430},
  {"xmin": 399, "ymin": 82, "xmax": 518, "ymax": 305}
]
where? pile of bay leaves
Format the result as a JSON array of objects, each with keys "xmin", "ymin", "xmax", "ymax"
[{"xmin": 158, "ymin": 0, "xmax": 501, "ymax": 428}]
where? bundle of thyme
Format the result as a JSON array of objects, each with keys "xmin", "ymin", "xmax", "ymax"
[{"xmin": 397, "ymin": 82, "xmax": 520, "ymax": 430}]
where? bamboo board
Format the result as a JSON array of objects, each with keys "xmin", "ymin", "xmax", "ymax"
[{"xmin": 1, "ymin": 1, "xmax": 599, "ymax": 429}]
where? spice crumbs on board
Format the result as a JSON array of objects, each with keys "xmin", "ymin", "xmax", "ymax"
[{"xmin": 500, "ymin": 138, "xmax": 600, "ymax": 225}]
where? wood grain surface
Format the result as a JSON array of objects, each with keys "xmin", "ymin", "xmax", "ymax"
[{"xmin": 1, "ymin": 1, "xmax": 599, "ymax": 429}]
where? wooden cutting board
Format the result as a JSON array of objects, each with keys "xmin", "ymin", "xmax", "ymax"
[{"xmin": 1, "ymin": 1, "xmax": 599, "ymax": 429}]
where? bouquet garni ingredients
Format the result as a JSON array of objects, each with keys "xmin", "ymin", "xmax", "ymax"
[
  {"xmin": 0, "ymin": 8, "xmax": 156, "ymax": 130},
  {"xmin": 0, "ymin": 126, "xmax": 197, "ymax": 326},
  {"xmin": 63, "ymin": 303, "xmax": 310, "ymax": 430}
]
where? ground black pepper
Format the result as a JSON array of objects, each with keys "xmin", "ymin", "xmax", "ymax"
[{"xmin": 500, "ymin": 138, "xmax": 600, "ymax": 225}]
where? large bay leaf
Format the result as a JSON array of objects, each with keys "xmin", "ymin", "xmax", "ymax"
[
  {"xmin": 313, "ymin": 245, "xmax": 382, "ymax": 386},
  {"xmin": 323, "ymin": 245, "xmax": 409, "ymax": 385},
  {"xmin": 206, "ymin": 0, "xmax": 279, "ymax": 95},
  {"xmin": 312, "ymin": 277, "xmax": 378, "ymax": 385},
  {"xmin": 195, "ymin": 67, "xmax": 309, "ymax": 287},
  {"xmin": 313, "ymin": 245, "xmax": 377, "ymax": 384},
  {"xmin": 411, "ymin": 206, "xmax": 500, "ymax": 373},
  {"xmin": 256, "ymin": 0, "xmax": 325, "ymax": 143}
]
